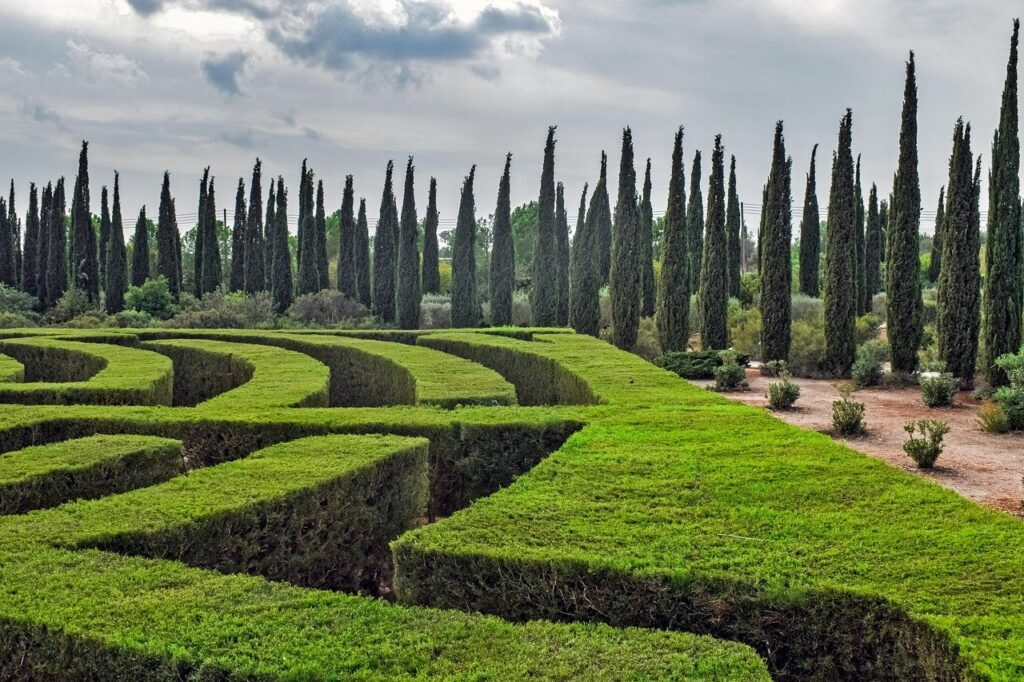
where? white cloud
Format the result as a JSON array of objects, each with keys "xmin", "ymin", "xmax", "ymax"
[{"xmin": 59, "ymin": 40, "xmax": 149, "ymax": 86}]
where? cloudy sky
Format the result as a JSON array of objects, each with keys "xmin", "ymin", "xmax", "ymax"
[{"xmin": 0, "ymin": 0, "xmax": 1020, "ymax": 236}]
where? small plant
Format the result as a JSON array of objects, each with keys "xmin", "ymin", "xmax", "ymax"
[
  {"xmin": 766, "ymin": 372, "xmax": 800, "ymax": 410},
  {"xmin": 994, "ymin": 347, "xmax": 1024, "ymax": 430},
  {"xmin": 832, "ymin": 384, "xmax": 866, "ymax": 435},
  {"xmin": 656, "ymin": 350, "xmax": 750, "ymax": 380},
  {"xmin": 902, "ymin": 419, "xmax": 950, "ymax": 469},
  {"xmin": 977, "ymin": 401, "xmax": 1010, "ymax": 434},
  {"xmin": 714, "ymin": 350, "xmax": 748, "ymax": 391},
  {"xmin": 125, "ymin": 277, "xmax": 176, "ymax": 320},
  {"xmin": 852, "ymin": 341, "xmax": 888, "ymax": 388},
  {"xmin": 760, "ymin": 359, "xmax": 786, "ymax": 377},
  {"xmin": 920, "ymin": 364, "xmax": 957, "ymax": 408},
  {"xmin": 855, "ymin": 313, "xmax": 883, "ymax": 345}
]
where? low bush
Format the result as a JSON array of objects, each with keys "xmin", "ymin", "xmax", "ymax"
[
  {"xmin": 760, "ymin": 359, "xmax": 786, "ymax": 378},
  {"xmin": 511, "ymin": 290, "xmax": 532, "ymax": 327},
  {"xmin": 0, "ymin": 312, "xmax": 38, "ymax": 328},
  {"xmin": 738, "ymin": 273, "xmax": 759, "ymax": 307},
  {"xmin": 286, "ymin": 290, "xmax": 371, "ymax": 327},
  {"xmin": 166, "ymin": 291, "xmax": 275, "ymax": 328},
  {"xmin": 420, "ymin": 294, "xmax": 452, "ymax": 329},
  {"xmin": 0, "ymin": 284, "xmax": 40, "ymax": 319},
  {"xmin": 728, "ymin": 301, "xmax": 761, "ymax": 359},
  {"xmin": 125, "ymin": 277, "xmax": 176, "ymax": 320},
  {"xmin": 631, "ymin": 316, "xmax": 661, "ymax": 362},
  {"xmin": 855, "ymin": 313, "xmax": 883, "ymax": 345},
  {"xmin": 832, "ymin": 384, "xmax": 866, "ymax": 435},
  {"xmin": 902, "ymin": 419, "xmax": 950, "ymax": 469},
  {"xmin": 852, "ymin": 341, "xmax": 888, "ymax": 388},
  {"xmin": 790, "ymin": 294, "xmax": 823, "ymax": 325},
  {"xmin": 993, "ymin": 347, "xmax": 1024, "ymax": 429},
  {"xmin": 47, "ymin": 289, "xmax": 98, "ymax": 324},
  {"xmin": 920, "ymin": 365, "xmax": 957, "ymax": 408},
  {"xmin": 656, "ymin": 349, "xmax": 750, "ymax": 380},
  {"xmin": 766, "ymin": 373, "xmax": 800, "ymax": 410},
  {"xmin": 977, "ymin": 401, "xmax": 1009, "ymax": 433},
  {"xmin": 787, "ymin": 319, "xmax": 826, "ymax": 378},
  {"xmin": 112, "ymin": 310, "xmax": 154, "ymax": 328},
  {"xmin": 714, "ymin": 350, "xmax": 748, "ymax": 391}
]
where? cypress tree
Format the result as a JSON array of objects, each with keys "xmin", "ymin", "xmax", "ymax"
[
  {"xmin": 46, "ymin": 178, "xmax": 67, "ymax": 305},
  {"xmin": 173, "ymin": 199, "xmax": 183, "ymax": 294},
  {"xmin": 315, "ymin": 179, "xmax": 329, "ymax": 290},
  {"xmin": 855, "ymin": 155, "xmax": 867, "ymax": 314},
  {"xmin": 0, "ymin": 198, "xmax": 12, "ymax": 288},
  {"xmin": 130, "ymin": 206, "xmax": 150, "ymax": 287},
  {"xmin": 879, "ymin": 199, "xmax": 889, "ymax": 263},
  {"xmin": 699, "ymin": 135, "xmax": 729, "ymax": 350},
  {"xmin": 8, "ymin": 182, "xmax": 19, "ymax": 288},
  {"xmin": 757, "ymin": 183, "xmax": 767, "ymax": 271},
  {"xmin": 725, "ymin": 155, "xmax": 742, "ymax": 300},
  {"xmin": 759, "ymin": 122, "xmax": 793, "ymax": 362},
  {"xmin": 338, "ymin": 175, "xmax": 357, "ymax": 297},
  {"xmin": 887, "ymin": 52, "xmax": 924, "ymax": 374},
  {"xmin": 195, "ymin": 167, "xmax": 209, "ymax": 296},
  {"xmin": 569, "ymin": 182, "xmax": 598, "ymax": 335},
  {"xmin": 928, "ymin": 187, "xmax": 945, "ymax": 283},
  {"xmin": 36, "ymin": 183, "xmax": 52, "ymax": 306},
  {"xmin": 687, "ymin": 150, "xmax": 704, "ymax": 293},
  {"xmin": 421, "ymin": 178, "xmax": 440, "ymax": 295},
  {"xmin": 229, "ymin": 178, "xmax": 246, "ymax": 292},
  {"xmin": 609, "ymin": 127, "xmax": 641, "ymax": 350},
  {"xmin": 106, "ymin": 173, "xmax": 127, "ymax": 314},
  {"xmin": 865, "ymin": 183, "xmax": 883, "ymax": 301},
  {"xmin": 983, "ymin": 19, "xmax": 1021, "ymax": 387},
  {"xmin": 657, "ymin": 126, "xmax": 689, "ymax": 352},
  {"xmin": 244, "ymin": 159, "xmax": 265, "ymax": 294},
  {"xmin": 937, "ymin": 118, "xmax": 981, "ymax": 388},
  {"xmin": 200, "ymin": 177, "xmax": 221, "ymax": 295},
  {"xmin": 639, "ymin": 158, "xmax": 657, "ymax": 317},
  {"xmin": 264, "ymin": 183, "xmax": 276, "ymax": 292},
  {"xmin": 798, "ymin": 145, "xmax": 821, "ymax": 297},
  {"xmin": 296, "ymin": 160, "xmax": 308, "ymax": 274},
  {"xmin": 396, "ymin": 157, "xmax": 421, "ymax": 329},
  {"xmin": 22, "ymin": 183, "xmax": 39, "ymax": 298},
  {"xmin": 451, "ymin": 166, "xmax": 481, "ymax": 327},
  {"xmin": 99, "ymin": 185, "xmax": 110, "ymax": 289},
  {"xmin": 297, "ymin": 176, "xmax": 319, "ymax": 297},
  {"xmin": 372, "ymin": 161, "xmax": 398, "ymax": 323},
  {"xmin": 823, "ymin": 110, "xmax": 858, "ymax": 376},
  {"xmin": 156, "ymin": 172, "xmax": 180, "ymax": 298},
  {"xmin": 271, "ymin": 177, "xmax": 293, "ymax": 313},
  {"xmin": 71, "ymin": 141, "xmax": 99, "ymax": 301},
  {"xmin": 489, "ymin": 153, "xmax": 514, "ymax": 325},
  {"xmin": 556, "ymin": 180, "xmax": 572, "ymax": 325},
  {"xmin": 532, "ymin": 126, "xmax": 559, "ymax": 326},
  {"xmin": 592, "ymin": 153, "xmax": 612, "ymax": 285},
  {"xmin": 355, "ymin": 198, "xmax": 371, "ymax": 307}
]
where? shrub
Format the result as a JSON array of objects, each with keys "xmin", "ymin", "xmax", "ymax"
[
  {"xmin": 832, "ymin": 384, "xmax": 866, "ymax": 435},
  {"xmin": 286, "ymin": 290, "xmax": 371, "ymax": 327},
  {"xmin": 871, "ymin": 292, "xmax": 887, "ymax": 318},
  {"xmin": 47, "ymin": 288, "xmax": 99, "ymax": 324},
  {"xmin": 598, "ymin": 286, "xmax": 612, "ymax": 332},
  {"xmin": 977, "ymin": 402, "xmax": 1010, "ymax": 433},
  {"xmin": 766, "ymin": 373, "xmax": 800, "ymax": 410},
  {"xmin": 420, "ymin": 294, "xmax": 452, "ymax": 329},
  {"xmin": 656, "ymin": 349, "xmax": 749, "ymax": 380},
  {"xmin": 510, "ymin": 290, "xmax": 532, "ymax": 327},
  {"xmin": 728, "ymin": 301, "xmax": 761, "ymax": 359},
  {"xmin": 852, "ymin": 341, "xmax": 888, "ymax": 388},
  {"xmin": 125, "ymin": 277, "xmax": 176, "ymax": 320},
  {"xmin": 165, "ymin": 291, "xmax": 275, "ymax": 329},
  {"xmin": 992, "ymin": 348, "xmax": 1024, "ymax": 429},
  {"xmin": 790, "ymin": 294, "xmax": 823, "ymax": 325},
  {"xmin": 920, "ymin": 366, "xmax": 957, "ymax": 408},
  {"xmin": 632, "ymin": 316, "xmax": 662, "ymax": 362},
  {"xmin": 788, "ymin": 319, "xmax": 826, "ymax": 378},
  {"xmin": 112, "ymin": 310, "xmax": 154, "ymax": 328},
  {"xmin": 760, "ymin": 359, "xmax": 786, "ymax": 377},
  {"xmin": 902, "ymin": 419, "xmax": 950, "ymax": 469},
  {"xmin": 62, "ymin": 312, "xmax": 110, "ymax": 328},
  {"xmin": 0, "ymin": 312, "xmax": 37, "ymax": 328},
  {"xmin": 714, "ymin": 350, "xmax": 748, "ymax": 391},
  {"xmin": 0, "ymin": 284, "xmax": 39, "ymax": 318},
  {"xmin": 855, "ymin": 313, "xmax": 883, "ymax": 345},
  {"xmin": 738, "ymin": 273, "xmax": 759, "ymax": 307}
]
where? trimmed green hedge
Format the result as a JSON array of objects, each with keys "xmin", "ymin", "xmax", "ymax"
[
  {"xmin": 0, "ymin": 353, "xmax": 23, "ymax": 383},
  {"xmin": 0, "ymin": 435, "xmax": 183, "ymax": 515},
  {"xmin": 0, "ymin": 337, "xmax": 173, "ymax": 405}
]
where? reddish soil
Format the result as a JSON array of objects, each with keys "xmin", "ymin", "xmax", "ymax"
[{"xmin": 696, "ymin": 371, "xmax": 1024, "ymax": 517}]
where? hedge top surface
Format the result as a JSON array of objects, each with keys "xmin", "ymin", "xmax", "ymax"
[
  {"xmin": 0, "ymin": 434, "xmax": 179, "ymax": 486},
  {"xmin": 0, "ymin": 353, "xmax": 22, "ymax": 383}
]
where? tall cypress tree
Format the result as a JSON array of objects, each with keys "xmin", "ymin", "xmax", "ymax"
[
  {"xmin": 592, "ymin": 153, "xmax": 612, "ymax": 286},
  {"xmin": 421, "ymin": 177, "xmax": 440, "ymax": 295},
  {"xmin": 271, "ymin": 177, "xmax": 293, "ymax": 313},
  {"xmin": 657, "ymin": 127, "xmax": 689, "ymax": 352},
  {"xmin": 489, "ymin": 153, "xmax": 514, "ymax": 325},
  {"xmin": 229, "ymin": 178, "xmax": 246, "ymax": 292},
  {"xmin": 0, "ymin": 198, "xmax": 12, "ymax": 288},
  {"xmin": 887, "ymin": 52, "xmax": 924, "ymax": 374},
  {"xmin": 451, "ymin": 166, "xmax": 481, "ymax": 327},
  {"xmin": 725, "ymin": 155, "xmax": 742, "ymax": 300},
  {"xmin": 759, "ymin": 122, "xmax": 793, "ymax": 362},
  {"xmin": 879, "ymin": 199, "xmax": 889, "ymax": 263},
  {"xmin": 569, "ymin": 182, "xmax": 599, "ymax": 335},
  {"xmin": 156, "ymin": 172, "xmax": 180, "ymax": 298},
  {"xmin": 98, "ymin": 185, "xmax": 110, "ymax": 290},
  {"xmin": 532, "ymin": 126, "xmax": 559, "ymax": 326},
  {"xmin": 8, "ymin": 182, "xmax": 19, "ymax": 288},
  {"xmin": 609, "ymin": 127, "xmax": 641, "ymax": 349},
  {"xmin": 244, "ymin": 160, "xmax": 265, "ymax": 294},
  {"xmin": 195, "ymin": 167, "xmax": 209, "ymax": 296},
  {"xmin": 22, "ymin": 183, "xmax": 39, "ymax": 298},
  {"xmin": 71, "ymin": 141, "xmax": 98, "ymax": 301},
  {"xmin": 556, "ymin": 180, "xmax": 572, "ymax": 325},
  {"xmin": 639, "ymin": 158, "xmax": 657, "ymax": 317},
  {"xmin": 36, "ymin": 183, "xmax": 52, "ymax": 306},
  {"xmin": 172, "ymin": 198, "xmax": 183, "ymax": 295},
  {"xmin": 823, "ymin": 110, "xmax": 858, "ymax": 376},
  {"xmin": 865, "ymin": 183, "xmax": 883, "ymax": 301},
  {"xmin": 928, "ymin": 187, "xmax": 945, "ymax": 283},
  {"xmin": 106, "ymin": 173, "xmax": 127, "ymax": 314},
  {"xmin": 937, "ymin": 119, "xmax": 981, "ymax": 388},
  {"xmin": 46, "ymin": 178, "xmax": 67, "ymax": 305},
  {"xmin": 699, "ymin": 135, "xmax": 728, "ymax": 350},
  {"xmin": 372, "ymin": 161, "xmax": 398, "ymax": 323},
  {"xmin": 264, "ymin": 183, "xmax": 276, "ymax": 293},
  {"xmin": 355, "ymin": 198, "xmax": 371, "ymax": 307},
  {"xmin": 798, "ymin": 145, "xmax": 821, "ymax": 297},
  {"xmin": 315, "ymin": 179, "xmax": 328, "ymax": 290},
  {"xmin": 297, "ymin": 173, "xmax": 319, "ymax": 297},
  {"xmin": 687, "ymin": 150, "xmax": 704, "ymax": 293},
  {"xmin": 338, "ymin": 175, "xmax": 356, "ymax": 297},
  {"xmin": 297, "ymin": 159, "xmax": 308, "ymax": 276},
  {"xmin": 131, "ymin": 207, "xmax": 150, "ymax": 288},
  {"xmin": 983, "ymin": 19, "xmax": 1021, "ymax": 387},
  {"xmin": 854, "ymin": 155, "xmax": 867, "ymax": 314},
  {"xmin": 200, "ymin": 177, "xmax": 221, "ymax": 295},
  {"xmin": 396, "ymin": 157, "xmax": 421, "ymax": 329}
]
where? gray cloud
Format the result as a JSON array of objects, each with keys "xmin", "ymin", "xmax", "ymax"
[
  {"xmin": 18, "ymin": 98, "xmax": 64, "ymax": 128},
  {"xmin": 218, "ymin": 128, "xmax": 255, "ymax": 147},
  {"xmin": 125, "ymin": 0, "xmax": 165, "ymax": 16},
  {"xmin": 201, "ymin": 51, "xmax": 248, "ymax": 95}
]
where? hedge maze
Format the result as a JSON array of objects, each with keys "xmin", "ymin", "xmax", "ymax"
[{"xmin": 0, "ymin": 329, "xmax": 1021, "ymax": 680}]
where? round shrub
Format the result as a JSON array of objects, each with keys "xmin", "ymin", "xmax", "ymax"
[
  {"xmin": 977, "ymin": 401, "xmax": 1010, "ymax": 433},
  {"xmin": 286, "ymin": 290, "xmax": 371, "ymax": 327},
  {"xmin": 125, "ymin": 277, "xmax": 176, "ymax": 320},
  {"xmin": 902, "ymin": 419, "xmax": 950, "ymax": 469},
  {"xmin": 920, "ymin": 367, "xmax": 957, "ymax": 408},
  {"xmin": 832, "ymin": 384, "xmax": 866, "ymax": 435},
  {"xmin": 852, "ymin": 341, "xmax": 888, "ymax": 388},
  {"xmin": 714, "ymin": 350, "xmax": 748, "ymax": 391},
  {"xmin": 855, "ymin": 313, "xmax": 882, "ymax": 345},
  {"xmin": 787, "ymin": 319, "xmax": 826, "ymax": 378},
  {"xmin": 767, "ymin": 374, "xmax": 800, "ymax": 410}
]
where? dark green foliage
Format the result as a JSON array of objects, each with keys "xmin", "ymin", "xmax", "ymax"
[
  {"xmin": 638, "ymin": 159, "xmax": 657, "ymax": 318},
  {"xmin": 106, "ymin": 174, "xmax": 127, "ymax": 314},
  {"xmin": 264, "ymin": 183, "xmax": 275, "ymax": 292},
  {"xmin": 798, "ymin": 145, "xmax": 821, "ymax": 297},
  {"xmin": 156, "ymin": 172, "xmax": 180, "ymax": 299},
  {"xmin": 98, "ymin": 185, "xmax": 110, "ymax": 290},
  {"xmin": 569, "ymin": 183, "xmax": 599, "ymax": 335},
  {"xmin": 865, "ymin": 183, "xmax": 883, "ymax": 300},
  {"xmin": 21, "ymin": 183, "xmax": 39, "ymax": 298},
  {"xmin": 887, "ymin": 52, "xmax": 924, "ymax": 374},
  {"xmin": 983, "ymin": 19, "xmax": 1021, "ymax": 386},
  {"xmin": 297, "ymin": 160, "xmax": 309, "ymax": 280},
  {"xmin": 489, "ymin": 154, "xmax": 514, "ymax": 326},
  {"xmin": 45, "ymin": 178, "xmax": 68, "ymax": 306},
  {"xmin": 699, "ymin": 135, "xmax": 728, "ymax": 351},
  {"xmin": 244, "ymin": 160, "xmax": 265, "ymax": 295},
  {"xmin": 531, "ymin": 126, "xmax": 559, "ymax": 326},
  {"xmin": 725, "ymin": 155, "xmax": 741, "ymax": 300},
  {"xmin": 609, "ymin": 127, "xmax": 640, "ymax": 350},
  {"xmin": 7, "ymin": 182, "xmax": 19, "ymax": 288},
  {"xmin": 589, "ymin": 153, "xmax": 612, "ymax": 286},
  {"xmin": 71, "ymin": 142, "xmax": 99, "ymax": 303},
  {"xmin": 195, "ymin": 168, "xmax": 209, "ymax": 297},
  {"xmin": 657, "ymin": 127, "xmax": 690, "ymax": 352},
  {"xmin": 421, "ymin": 178, "xmax": 440, "ymax": 295},
  {"xmin": 0, "ymin": 197, "xmax": 14, "ymax": 288},
  {"xmin": 271, "ymin": 177, "xmax": 293, "ymax": 313},
  {"xmin": 229, "ymin": 178, "xmax": 246, "ymax": 292},
  {"xmin": 823, "ymin": 110, "xmax": 858, "ymax": 376},
  {"xmin": 297, "ymin": 167, "xmax": 319, "ymax": 296},
  {"xmin": 759, "ymin": 122, "xmax": 792, "ymax": 362},
  {"xmin": 130, "ymin": 206, "xmax": 150, "ymax": 288},
  {"xmin": 854, "ymin": 155, "xmax": 868, "ymax": 315},
  {"xmin": 355, "ymin": 198, "xmax": 371, "ymax": 307},
  {"xmin": 928, "ymin": 187, "xmax": 945, "ymax": 283},
  {"xmin": 372, "ymin": 161, "xmax": 398, "ymax": 323},
  {"xmin": 656, "ymin": 348, "xmax": 749, "ymax": 379},
  {"xmin": 879, "ymin": 199, "xmax": 889, "ymax": 262},
  {"xmin": 937, "ymin": 119, "xmax": 981, "ymax": 388},
  {"xmin": 396, "ymin": 158, "xmax": 421, "ymax": 329},
  {"xmin": 555, "ymin": 181, "xmax": 572, "ymax": 325},
  {"xmin": 200, "ymin": 178, "xmax": 221, "ymax": 295},
  {"xmin": 315, "ymin": 180, "xmax": 329, "ymax": 290},
  {"xmin": 687, "ymin": 150, "xmax": 704, "ymax": 293},
  {"xmin": 36, "ymin": 183, "xmax": 52, "ymax": 306},
  {"xmin": 338, "ymin": 175, "xmax": 356, "ymax": 297},
  {"xmin": 451, "ymin": 166, "xmax": 481, "ymax": 328}
]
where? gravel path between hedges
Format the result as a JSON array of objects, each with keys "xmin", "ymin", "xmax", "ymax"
[{"xmin": 695, "ymin": 371, "xmax": 1024, "ymax": 517}]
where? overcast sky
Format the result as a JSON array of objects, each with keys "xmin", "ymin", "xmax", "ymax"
[{"xmin": 0, "ymin": 0, "xmax": 1020, "ymax": 237}]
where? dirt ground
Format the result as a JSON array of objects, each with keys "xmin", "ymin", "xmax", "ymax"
[{"xmin": 696, "ymin": 370, "xmax": 1024, "ymax": 517}]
